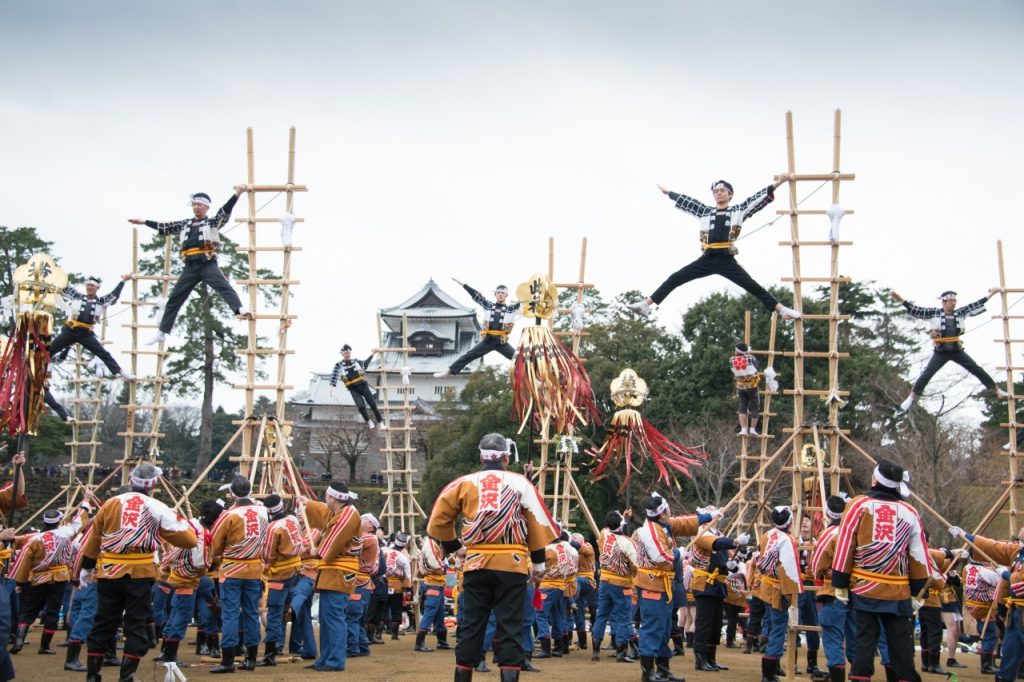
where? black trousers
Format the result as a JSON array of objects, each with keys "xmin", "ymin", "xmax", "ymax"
[
  {"xmin": 912, "ymin": 349, "xmax": 997, "ymax": 394},
  {"xmin": 160, "ymin": 258, "xmax": 242, "ymax": 333},
  {"xmin": 747, "ymin": 597, "xmax": 766, "ymax": 637},
  {"xmin": 724, "ymin": 603, "xmax": 742, "ymax": 644},
  {"xmin": 17, "ymin": 581, "xmax": 64, "ymax": 631},
  {"xmin": 386, "ymin": 592, "xmax": 404, "ymax": 625},
  {"xmin": 693, "ymin": 595, "xmax": 725, "ymax": 653},
  {"xmin": 457, "ymin": 570, "xmax": 528, "ymax": 669},
  {"xmin": 918, "ymin": 605, "xmax": 944, "ymax": 657},
  {"xmin": 366, "ymin": 597, "xmax": 388, "ymax": 627},
  {"xmin": 44, "ymin": 389, "xmax": 70, "ymax": 421},
  {"xmin": 348, "ymin": 382, "xmax": 382, "ymax": 423},
  {"xmin": 49, "ymin": 326, "xmax": 121, "ymax": 374},
  {"xmin": 450, "ymin": 336, "xmax": 515, "ymax": 375},
  {"xmin": 87, "ymin": 576, "xmax": 154, "ymax": 660},
  {"xmin": 852, "ymin": 609, "xmax": 920, "ymax": 682},
  {"xmin": 650, "ymin": 253, "xmax": 779, "ymax": 311}
]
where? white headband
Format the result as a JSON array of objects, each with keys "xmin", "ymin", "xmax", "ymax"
[
  {"xmin": 873, "ymin": 465, "xmax": 911, "ymax": 499},
  {"xmin": 480, "ymin": 438, "xmax": 518, "ymax": 462},
  {"xmin": 44, "ymin": 510, "xmax": 65, "ymax": 524},
  {"xmin": 939, "ymin": 292, "xmax": 957, "ymax": 302},
  {"xmin": 647, "ymin": 494, "xmax": 670, "ymax": 518},
  {"xmin": 361, "ymin": 513, "xmax": 381, "ymax": 529},
  {"xmin": 773, "ymin": 505, "xmax": 793, "ymax": 528},
  {"xmin": 265, "ymin": 500, "xmax": 284, "ymax": 514},
  {"xmin": 190, "ymin": 195, "xmax": 212, "ymax": 207},
  {"xmin": 84, "ymin": 278, "xmax": 100, "ymax": 287},
  {"xmin": 326, "ymin": 486, "xmax": 358, "ymax": 502},
  {"xmin": 130, "ymin": 466, "xmax": 163, "ymax": 489}
]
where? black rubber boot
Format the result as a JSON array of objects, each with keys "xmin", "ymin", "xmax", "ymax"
[
  {"xmin": 562, "ymin": 632, "xmax": 573, "ymax": 654},
  {"xmin": 373, "ymin": 624, "xmax": 385, "ymax": 644},
  {"xmin": 9, "ymin": 624, "xmax": 28, "ymax": 654},
  {"xmin": 693, "ymin": 650, "xmax": 717, "ymax": 672},
  {"xmin": 578, "ymin": 630, "xmax": 588, "ymax": 651},
  {"xmin": 806, "ymin": 648, "xmax": 822, "ymax": 677},
  {"xmin": 500, "ymin": 668, "xmax": 520, "ymax": 682},
  {"xmin": 476, "ymin": 659, "xmax": 491, "ymax": 673},
  {"xmin": 757, "ymin": 635, "xmax": 767, "ymax": 653},
  {"xmin": 65, "ymin": 641, "xmax": 87, "ymax": 671},
  {"xmin": 617, "ymin": 641, "xmax": 637, "ymax": 663},
  {"xmin": 685, "ymin": 633, "xmax": 695, "ymax": 649},
  {"xmin": 239, "ymin": 644, "xmax": 258, "ymax": 671},
  {"xmin": 982, "ymin": 653, "xmax": 998, "ymax": 674},
  {"xmin": 154, "ymin": 640, "xmax": 168, "ymax": 662},
  {"xmin": 390, "ymin": 622, "xmax": 401, "ymax": 640},
  {"xmin": 708, "ymin": 645, "xmax": 727, "ymax": 671},
  {"xmin": 455, "ymin": 666, "xmax": 474, "ymax": 682},
  {"xmin": 163, "ymin": 640, "xmax": 180, "ymax": 664},
  {"xmin": 207, "ymin": 633, "xmax": 221, "ymax": 657},
  {"xmin": 629, "ymin": 637, "xmax": 639, "ymax": 661},
  {"xmin": 642, "ymin": 655, "xmax": 670, "ymax": 682},
  {"xmin": 210, "ymin": 645, "xmax": 236, "ymax": 674},
  {"xmin": 671, "ymin": 634, "xmax": 686, "ymax": 657},
  {"xmin": 744, "ymin": 638, "xmax": 754, "ymax": 655},
  {"xmin": 947, "ymin": 656, "xmax": 967, "ymax": 669},
  {"xmin": 921, "ymin": 649, "xmax": 934, "ymax": 673},
  {"xmin": 657, "ymin": 656, "xmax": 686, "ymax": 682},
  {"xmin": 38, "ymin": 629, "xmax": 57, "ymax": 654},
  {"xmin": 591, "ymin": 638, "xmax": 602, "ymax": 662},
  {"xmin": 883, "ymin": 664, "xmax": 898, "ymax": 682},
  {"xmin": 535, "ymin": 638, "xmax": 552, "ymax": 659},
  {"xmin": 551, "ymin": 636, "xmax": 563, "ymax": 658},
  {"xmin": 86, "ymin": 651, "xmax": 103, "ymax": 682},
  {"xmin": 146, "ymin": 623, "xmax": 157, "ymax": 649},
  {"xmin": 761, "ymin": 657, "xmax": 781, "ymax": 682},
  {"xmin": 438, "ymin": 630, "xmax": 454, "ymax": 650},
  {"xmin": 416, "ymin": 632, "xmax": 434, "ymax": 652},
  {"xmin": 119, "ymin": 655, "xmax": 141, "ymax": 682},
  {"xmin": 931, "ymin": 651, "xmax": 950, "ymax": 675},
  {"xmin": 255, "ymin": 642, "xmax": 278, "ymax": 667},
  {"xmin": 829, "ymin": 666, "xmax": 846, "ymax": 682},
  {"xmin": 196, "ymin": 631, "xmax": 208, "ymax": 656},
  {"xmin": 522, "ymin": 654, "xmax": 541, "ymax": 672}
]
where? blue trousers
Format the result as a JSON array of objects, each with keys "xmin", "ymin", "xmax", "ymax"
[
  {"xmin": 69, "ymin": 583, "xmax": 99, "ymax": 643},
  {"xmin": 573, "ymin": 578, "xmax": 596, "ymax": 632},
  {"xmin": 0, "ymin": 579, "xmax": 13, "ymax": 682},
  {"xmin": 196, "ymin": 576, "xmax": 220, "ymax": 635},
  {"xmin": 3, "ymin": 580, "xmax": 16, "ymax": 642},
  {"xmin": 798, "ymin": 590, "xmax": 821, "ymax": 649},
  {"xmin": 346, "ymin": 585, "xmax": 370, "ymax": 656},
  {"xmin": 538, "ymin": 588, "xmax": 564, "ymax": 640},
  {"xmin": 593, "ymin": 582, "xmax": 634, "ymax": 643},
  {"xmin": 638, "ymin": 589, "xmax": 673, "ymax": 658},
  {"xmin": 878, "ymin": 626, "xmax": 889, "ymax": 665},
  {"xmin": 163, "ymin": 587, "xmax": 198, "ymax": 642},
  {"xmin": 818, "ymin": 598, "xmax": 856, "ymax": 667},
  {"xmin": 220, "ymin": 578, "xmax": 262, "ymax": 649},
  {"xmin": 316, "ymin": 590, "xmax": 349, "ymax": 671},
  {"xmin": 765, "ymin": 598, "xmax": 790, "ymax": 659},
  {"xmin": 977, "ymin": 617, "xmax": 998, "ymax": 654},
  {"xmin": 484, "ymin": 611, "xmax": 497, "ymax": 651},
  {"xmin": 264, "ymin": 575, "xmax": 297, "ymax": 645},
  {"xmin": 288, "ymin": 576, "xmax": 316, "ymax": 658},
  {"xmin": 1000, "ymin": 608, "xmax": 1024, "ymax": 679},
  {"xmin": 152, "ymin": 581, "xmax": 172, "ymax": 626},
  {"xmin": 419, "ymin": 584, "xmax": 447, "ymax": 635}
]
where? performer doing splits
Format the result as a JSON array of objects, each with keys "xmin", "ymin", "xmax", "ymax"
[
  {"xmin": 128, "ymin": 186, "xmax": 253, "ymax": 345},
  {"xmin": 628, "ymin": 177, "xmax": 800, "ymax": 320},
  {"xmin": 891, "ymin": 288, "xmax": 1008, "ymax": 411},
  {"xmin": 434, "ymin": 279, "xmax": 520, "ymax": 378},
  {"xmin": 329, "ymin": 345, "xmax": 385, "ymax": 429},
  {"xmin": 50, "ymin": 274, "xmax": 132, "ymax": 380}
]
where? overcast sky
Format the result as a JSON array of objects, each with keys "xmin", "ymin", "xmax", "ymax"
[{"xmin": 2, "ymin": 1, "xmax": 1023, "ymax": 414}]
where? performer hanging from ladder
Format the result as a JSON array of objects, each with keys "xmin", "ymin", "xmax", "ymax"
[
  {"xmin": 50, "ymin": 274, "xmax": 133, "ymax": 380},
  {"xmin": 628, "ymin": 177, "xmax": 801, "ymax": 320},
  {"xmin": 128, "ymin": 186, "xmax": 253, "ymax": 345},
  {"xmin": 731, "ymin": 342, "xmax": 764, "ymax": 436},
  {"xmin": 329, "ymin": 345, "xmax": 386, "ymax": 429},
  {"xmin": 434, "ymin": 279, "xmax": 520, "ymax": 378},
  {"xmin": 891, "ymin": 288, "xmax": 1008, "ymax": 411}
]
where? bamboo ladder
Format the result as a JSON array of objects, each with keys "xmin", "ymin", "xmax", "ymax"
[
  {"xmin": 372, "ymin": 312, "xmax": 427, "ymax": 538},
  {"xmin": 534, "ymin": 237, "xmax": 599, "ymax": 537},
  {"xmin": 64, "ymin": 310, "xmax": 110, "ymax": 501}
]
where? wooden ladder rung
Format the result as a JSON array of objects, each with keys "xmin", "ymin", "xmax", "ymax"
[
  {"xmin": 68, "ymin": 419, "xmax": 103, "ymax": 425},
  {"xmin": 995, "ymin": 339, "xmax": 1024, "ymax": 343},
  {"xmin": 779, "ymin": 351, "xmax": 851, "ymax": 359},
  {"xmin": 554, "ymin": 330, "xmax": 590, "ymax": 337},
  {"xmin": 245, "ymin": 184, "xmax": 308, "ymax": 192},
  {"xmin": 776, "ymin": 209, "xmax": 855, "ymax": 216},
  {"xmin": 248, "ymin": 314, "xmax": 298, "ymax": 320},
  {"xmin": 738, "ymin": 434, "xmax": 776, "ymax": 440},
  {"xmin": 233, "ymin": 349, "xmax": 296, "ymax": 355},
  {"xmin": 233, "ymin": 217, "xmax": 306, "ymax": 224},
  {"xmin": 130, "ymin": 350, "xmax": 171, "ymax": 356},
  {"xmin": 121, "ymin": 323, "xmax": 160, "ymax": 329},
  {"xmin": 65, "ymin": 441, "xmax": 101, "ymax": 447},
  {"xmin": 117, "ymin": 432, "xmax": 166, "ymax": 439},
  {"xmin": 992, "ymin": 315, "xmax": 1024, "ymax": 319},
  {"xmin": 796, "ymin": 314, "xmax": 852, "ymax": 321},
  {"xmin": 782, "ymin": 277, "xmax": 853, "ymax": 283},
  {"xmin": 131, "ymin": 275, "xmax": 177, "ymax": 281},
  {"xmin": 778, "ymin": 241, "xmax": 853, "ymax": 247},
  {"xmin": 235, "ymin": 246, "xmax": 304, "ymax": 253},
  {"xmin": 788, "ymin": 173, "xmax": 855, "ymax": 181},
  {"xmin": 234, "ymin": 279, "xmax": 300, "ymax": 286},
  {"xmin": 232, "ymin": 384, "xmax": 294, "ymax": 390},
  {"xmin": 552, "ymin": 282, "xmax": 595, "ymax": 288}
]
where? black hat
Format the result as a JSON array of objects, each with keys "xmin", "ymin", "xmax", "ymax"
[
  {"xmin": 200, "ymin": 499, "xmax": 224, "ymax": 527},
  {"xmin": 226, "ymin": 474, "xmax": 252, "ymax": 498},
  {"xmin": 605, "ymin": 510, "xmax": 624, "ymax": 531},
  {"xmin": 770, "ymin": 506, "xmax": 793, "ymax": 529},
  {"xmin": 825, "ymin": 494, "xmax": 848, "ymax": 520},
  {"xmin": 341, "ymin": 344, "xmax": 352, "ymax": 352},
  {"xmin": 711, "ymin": 180, "xmax": 734, "ymax": 194},
  {"xmin": 735, "ymin": 342, "xmax": 749, "ymax": 353}
]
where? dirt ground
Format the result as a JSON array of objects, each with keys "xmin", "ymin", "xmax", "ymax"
[{"xmin": 11, "ymin": 628, "xmax": 995, "ymax": 682}]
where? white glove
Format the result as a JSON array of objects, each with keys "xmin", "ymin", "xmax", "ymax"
[
  {"xmin": 572, "ymin": 303, "xmax": 585, "ymax": 331},
  {"xmin": 834, "ymin": 587, "xmax": 849, "ymax": 604},
  {"xmin": 735, "ymin": 532, "xmax": 751, "ymax": 546},
  {"xmin": 949, "ymin": 526, "xmax": 965, "ymax": 540},
  {"xmin": 953, "ymin": 548, "xmax": 969, "ymax": 560},
  {"xmin": 79, "ymin": 569, "xmax": 95, "ymax": 585},
  {"xmin": 279, "ymin": 212, "xmax": 297, "ymax": 247},
  {"xmin": 764, "ymin": 366, "xmax": 779, "ymax": 393},
  {"xmin": 401, "ymin": 366, "xmax": 412, "ymax": 385},
  {"xmin": 788, "ymin": 604, "xmax": 799, "ymax": 624},
  {"xmin": 726, "ymin": 560, "xmax": 738, "ymax": 571},
  {"xmin": 710, "ymin": 507, "xmax": 725, "ymax": 521},
  {"xmin": 826, "ymin": 203, "xmax": 844, "ymax": 244},
  {"xmin": 911, "ymin": 597, "xmax": 923, "ymax": 614}
]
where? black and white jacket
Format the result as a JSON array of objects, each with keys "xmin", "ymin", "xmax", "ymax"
[
  {"xmin": 901, "ymin": 296, "xmax": 988, "ymax": 350},
  {"xmin": 330, "ymin": 357, "xmax": 373, "ymax": 388},
  {"xmin": 144, "ymin": 195, "xmax": 239, "ymax": 260},
  {"xmin": 464, "ymin": 284, "xmax": 521, "ymax": 332},
  {"xmin": 62, "ymin": 281, "xmax": 125, "ymax": 326},
  {"xmin": 666, "ymin": 186, "xmax": 775, "ymax": 253}
]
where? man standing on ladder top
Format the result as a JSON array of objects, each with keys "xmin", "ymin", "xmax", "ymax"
[
  {"xmin": 627, "ymin": 176, "xmax": 801, "ymax": 320},
  {"xmin": 831, "ymin": 459, "xmax": 933, "ymax": 682},
  {"xmin": 434, "ymin": 279, "xmax": 520, "ymax": 378},
  {"xmin": 128, "ymin": 185, "xmax": 253, "ymax": 346},
  {"xmin": 51, "ymin": 274, "xmax": 133, "ymax": 381},
  {"xmin": 329, "ymin": 345, "xmax": 386, "ymax": 430},
  {"xmin": 427, "ymin": 433, "xmax": 559, "ymax": 682},
  {"xmin": 891, "ymin": 288, "xmax": 1008, "ymax": 411}
]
